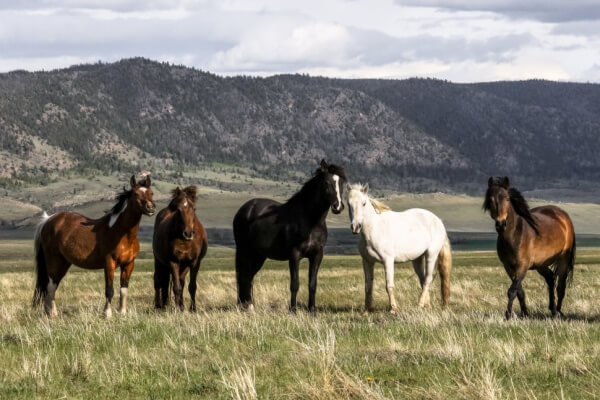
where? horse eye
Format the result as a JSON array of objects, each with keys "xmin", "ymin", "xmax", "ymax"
[{"xmin": 362, "ymin": 201, "xmax": 366, "ymax": 206}]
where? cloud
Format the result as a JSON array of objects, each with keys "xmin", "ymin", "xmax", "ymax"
[
  {"xmin": 0, "ymin": 0, "xmax": 598, "ymax": 82},
  {"xmin": 396, "ymin": 0, "xmax": 600, "ymax": 22}
]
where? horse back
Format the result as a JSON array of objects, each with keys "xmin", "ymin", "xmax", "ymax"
[
  {"xmin": 41, "ymin": 211, "xmax": 136, "ymax": 269},
  {"xmin": 530, "ymin": 205, "xmax": 575, "ymax": 252}
]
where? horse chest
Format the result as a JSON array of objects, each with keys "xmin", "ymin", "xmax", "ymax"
[{"xmin": 115, "ymin": 238, "xmax": 138, "ymax": 265}]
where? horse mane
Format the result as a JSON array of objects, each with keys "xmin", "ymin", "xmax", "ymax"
[
  {"xmin": 110, "ymin": 188, "xmax": 132, "ymax": 215},
  {"xmin": 370, "ymin": 198, "xmax": 391, "ymax": 214},
  {"xmin": 169, "ymin": 185, "xmax": 198, "ymax": 208},
  {"xmin": 287, "ymin": 163, "xmax": 346, "ymax": 206},
  {"xmin": 348, "ymin": 184, "xmax": 391, "ymax": 214},
  {"xmin": 509, "ymin": 187, "xmax": 539, "ymax": 234}
]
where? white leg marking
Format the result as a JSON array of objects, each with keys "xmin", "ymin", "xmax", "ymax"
[
  {"xmin": 104, "ymin": 302, "xmax": 112, "ymax": 318},
  {"xmin": 119, "ymin": 287, "xmax": 128, "ymax": 314},
  {"xmin": 45, "ymin": 278, "xmax": 57, "ymax": 317}
]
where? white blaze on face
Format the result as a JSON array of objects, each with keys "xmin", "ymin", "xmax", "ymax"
[
  {"xmin": 109, "ymin": 202, "xmax": 127, "ymax": 228},
  {"xmin": 183, "ymin": 200, "xmax": 188, "ymax": 207},
  {"xmin": 139, "ymin": 187, "xmax": 147, "ymax": 193},
  {"xmin": 333, "ymin": 174, "xmax": 342, "ymax": 211}
]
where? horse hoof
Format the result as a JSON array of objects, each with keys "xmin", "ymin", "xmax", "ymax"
[
  {"xmin": 104, "ymin": 309, "xmax": 113, "ymax": 319},
  {"xmin": 505, "ymin": 310, "xmax": 513, "ymax": 320},
  {"xmin": 389, "ymin": 308, "xmax": 398, "ymax": 315}
]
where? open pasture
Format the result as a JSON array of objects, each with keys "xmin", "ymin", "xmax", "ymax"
[{"xmin": 1, "ymin": 240, "xmax": 600, "ymax": 399}]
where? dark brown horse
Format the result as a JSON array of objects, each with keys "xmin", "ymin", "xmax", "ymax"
[
  {"xmin": 33, "ymin": 175, "xmax": 156, "ymax": 317},
  {"xmin": 153, "ymin": 186, "xmax": 208, "ymax": 311},
  {"xmin": 484, "ymin": 177, "xmax": 576, "ymax": 319}
]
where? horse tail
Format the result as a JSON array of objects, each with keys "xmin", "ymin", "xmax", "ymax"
[
  {"xmin": 32, "ymin": 212, "xmax": 50, "ymax": 308},
  {"xmin": 567, "ymin": 238, "xmax": 576, "ymax": 286},
  {"xmin": 437, "ymin": 234, "xmax": 452, "ymax": 307}
]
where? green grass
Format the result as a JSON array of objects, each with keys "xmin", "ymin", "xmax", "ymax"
[{"xmin": 1, "ymin": 241, "xmax": 600, "ymax": 399}]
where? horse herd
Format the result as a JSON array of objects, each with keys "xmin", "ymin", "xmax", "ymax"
[{"xmin": 31, "ymin": 160, "xmax": 576, "ymax": 320}]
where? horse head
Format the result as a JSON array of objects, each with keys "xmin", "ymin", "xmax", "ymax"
[
  {"xmin": 130, "ymin": 175, "xmax": 156, "ymax": 216},
  {"xmin": 317, "ymin": 159, "xmax": 346, "ymax": 215},
  {"xmin": 483, "ymin": 176, "xmax": 511, "ymax": 233},
  {"xmin": 169, "ymin": 185, "xmax": 197, "ymax": 240}
]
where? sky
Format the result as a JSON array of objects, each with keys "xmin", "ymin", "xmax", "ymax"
[{"xmin": 0, "ymin": 0, "xmax": 599, "ymax": 82}]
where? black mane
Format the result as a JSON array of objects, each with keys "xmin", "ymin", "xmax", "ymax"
[
  {"xmin": 286, "ymin": 164, "xmax": 346, "ymax": 207},
  {"xmin": 508, "ymin": 187, "xmax": 539, "ymax": 234},
  {"xmin": 110, "ymin": 188, "xmax": 132, "ymax": 215}
]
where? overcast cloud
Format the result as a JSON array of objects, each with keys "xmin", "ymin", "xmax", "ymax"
[{"xmin": 0, "ymin": 0, "xmax": 599, "ymax": 82}]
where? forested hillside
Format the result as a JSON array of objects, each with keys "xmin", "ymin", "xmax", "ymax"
[{"xmin": 1, "ymin": 58, "xmax": 599, "ymax": 194}]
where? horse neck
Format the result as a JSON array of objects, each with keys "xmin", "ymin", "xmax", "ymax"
[
  {"xmin": 113, "ymin": 203, "xmax": 143, "ymax": 239},
  {"xmin": 499, "ymin": 204, "xmax": 522, "ymax": 248},
  {"xmin": 285, "ymin": 181, "xmax": 330, "ymax": 225}
]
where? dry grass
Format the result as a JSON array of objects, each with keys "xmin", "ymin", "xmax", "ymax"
[{"xmin": 1, "ymin": 242, "xmax": 600, "ymax": 399}]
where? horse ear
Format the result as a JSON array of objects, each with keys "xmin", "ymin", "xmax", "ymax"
[
  {"xmin": 501, "ymin": 176, "xmax": 509, "ymax": 188},
  {"xmin": 144, "ymin": 175, "xmax": 151, "ymax": 187},
  {"xmin": 320, "ymin": 159, "xmax": 328, "ymax": 172},
  {"xmin": 130, "ymin": 175, "xmax": 137, "ymax": 188},
  {"xmin": 362, "ymin": 183, "xmax": 369, "ymax": 194},
  {"xmin": 488, "ymin": 177, "xmax": 494, "ymax": 187},
  {"xmin": 347, "ymin": 184, "xmax": 352, "ymax": 191}
]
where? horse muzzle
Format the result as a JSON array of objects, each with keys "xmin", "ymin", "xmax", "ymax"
[
  {"xmin": 144, "ymin": 203, "xmax": 156, "ymax": 216},
  {"xmin": 332, "ymin": 202, "xmax": 344, "ymax": 215},
  {"xmin": 495, "ymin": 219, "xmax": 507, "ymax": 233},
  {"xmin": 351, "ymin": 223, "xmax": 361, "ymax": 234}
]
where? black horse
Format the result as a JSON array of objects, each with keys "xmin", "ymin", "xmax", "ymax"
[{"xmin": 233, "ymin": 159, "xmax": 346, "ymax": 312}]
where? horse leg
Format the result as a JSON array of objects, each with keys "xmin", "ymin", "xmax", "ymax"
[
  {"xmin": 410, "ymin": 255, "xmax": 426, "ymax": 307},
  {"xmin": 170, "ymin": 262, "xmax": 184, "ymax": 311},
  {"xmin": 161, "ymin": 270, "xmax": 170, "ymax": 308},
  {"xmin": 119, "ymin": 262, "xmax": 135, "ymax": 314},
  {"xmin": 516, "ymin": 280, "xmax": 529, "ymax": 317},
  {"xmin": 153, "ymin": 261, "xmax": 169, "ymax": 309},
  {"xmin": 537, "ymin": 267, "xmax": 556, "ymax": 316},
  {"xmin": 383, "ymin": 258, "xmax": 398, "ymax": 313},
  {"xmin": 188, "ymin": 260, "xmax": 201, "ymax": 312},
  {"xmin": 506, "ymin": 274, "xmax": 525, "ymax": 320},
  {"xmin": 419, "ymin": 253, "xmax": 437, "ymax": 308},
  {"xmin": 308, "ymin": 249, "xmax": 323, "ymax": 314},
  {"xmin": 44, "ymin": 253, "xmax": 70, "ymax": 317},
  {"xmin": 104, "ymin": 259, "xmax": 117, "ymax": 318},
  {"xmin": 556, "ymin": 258, "xmax": 570, "ymax": 317},
  {"xmin": 362, "ymin": 257, "xmax": 375, "ymax": 312},
  {"xmin": 178, "ymin": 267, "xmax": 190, "ymax": 312},
  {"xmin": 289, "ymin": 255, "xmax": 300, "ymax": 313},
  {"xmin": 236, "ymin": 248, "xmax": 257, "ymax": 309}
]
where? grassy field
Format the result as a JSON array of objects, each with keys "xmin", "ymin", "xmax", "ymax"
[{"xmin": 1, "ymin": 240, "xmax": 600, "ymax": 399}]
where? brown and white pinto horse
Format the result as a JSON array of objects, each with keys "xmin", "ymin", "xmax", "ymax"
[
  {"xmin": 153, "ymin": 186, "xmax": 208, "ymax": 311},
  {"xmin": 484, "ymin": 177, "xmax": 576, "ymax": 319},
  {"xmin": 33, "ymin": 175, "xmax": 156, "ymax": 317}
]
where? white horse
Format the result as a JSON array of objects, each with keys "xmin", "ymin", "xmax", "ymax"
[{"xmin": 347, "ymin": 184, "xmax": 452, "ymax": 312}]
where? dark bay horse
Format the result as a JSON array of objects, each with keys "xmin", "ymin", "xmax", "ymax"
[
  {"xmin": 484, "ymin": 177, "xmax": 576, "ymax": 319},
  {"xmin": 33, "ymin": 175, "xmax": 156, "ymax": 317},
  {"xmin": 153, "ymin": 186, "xmax": 208, "ymax": 311},
  {"xmin": 233, "ymin": 159, "xmax": 346, "ymax": 313}
]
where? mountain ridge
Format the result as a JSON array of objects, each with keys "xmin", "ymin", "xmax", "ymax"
[{"xmin": 1, "ymin": 57, "xmax": 599, "ymax": 195}]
